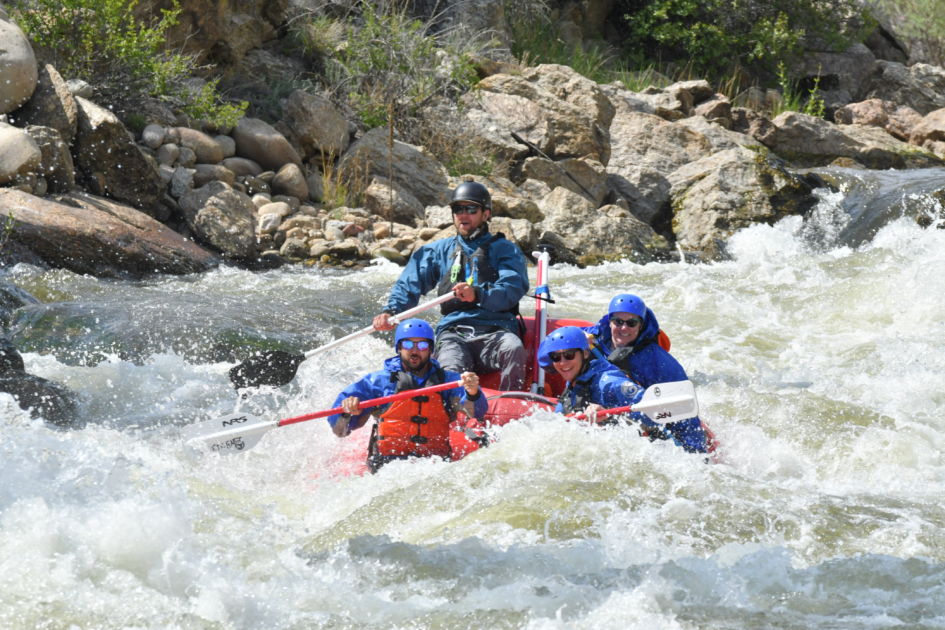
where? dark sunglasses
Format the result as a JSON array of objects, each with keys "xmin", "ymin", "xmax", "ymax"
[
  {"xmin": 451, "ymin": 204, "xmax": 482, "ymax": 215},
  {"xmin": 611, "ymin": 316, "xmax": 642, "ymax": 329},
  {"xmin": 400, "ymin": 340, "xmax": 431, "ymax": 350},
  {"xmin": 549, "ymin": 350, "xmax": 580, "ymax": 363}
]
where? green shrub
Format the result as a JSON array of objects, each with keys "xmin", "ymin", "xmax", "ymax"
[
  {"xmin": 620, "ymin": 0, "xmax": 876, "ymax": 78},
  {"xmin": 879, "ymin": 0, "xmax": 945, "ymax": 66},
  {"xmin": 771, "ymin": 62, "xmax": 825, "ymax": 118},
  {"xmin": 11, "ymin": 0, "xmax": 246, "ymax": 126},
  {"xmin": 508, "ymin": 18, "xmax": 612, "ymax": 83}
]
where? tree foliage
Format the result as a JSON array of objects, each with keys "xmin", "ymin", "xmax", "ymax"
[
  {"xmin": 11, "ymin": 0, "xmax": 246, "ymax": 126},
  {"xmin": 621, "ymin": 0, "xmax": 876, "ymax": 77},
  {"xmin": 878, "ymin": 0, "xmax": 945, "ymax": 66}
]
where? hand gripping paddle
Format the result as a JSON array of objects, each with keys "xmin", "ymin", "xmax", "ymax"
[
  {"xmin": 182, "ymin": 380, "xmax": 463, "ymax": 454},
  {"xmin": 569, "ymin": 380, "xmax": 700, "ymax": 423},
  {"xmin": 228, "ymin": 293, "xmax": 455, "ymax": 390}
]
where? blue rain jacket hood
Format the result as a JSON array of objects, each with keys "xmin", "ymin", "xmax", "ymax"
[
  {"xmin": 327, "ymin": 356, "xmax": 487, "ymax": 433},
  {"xmin": 582, "ymin": 306, "xmax": 689, "ymax": 389},
  {"xmin": 384, "ymin": 229, "xmax": 529, "ymax": 336}
]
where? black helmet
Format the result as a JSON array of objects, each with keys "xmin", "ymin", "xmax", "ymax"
[{"xmin": 450, "ymin": 180, "xmax": 491, "ymax": 211}]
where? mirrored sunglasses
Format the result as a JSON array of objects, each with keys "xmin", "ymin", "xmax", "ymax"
[
  {"xmin": 451, "ymin": 204, "xmax": 482, "ymax": 215},
  {"xmin": 549, "ymin": 350, "xmax": 579, "ymax": 363},
  {"xmin": 610, "ymin": 316, "xmax": 642, "ymax": 329},
  {"xmin": 400, "ymin": 340, "xmax": 431, "ymax": 350}
]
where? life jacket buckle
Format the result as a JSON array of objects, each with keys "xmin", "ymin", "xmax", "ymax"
[
  {"xmin": 410, "ymin": 415, "xmax": 428, "ymax": 425},
  {"xmin": 412, "ymin": 395, "xmax": 430, "ymax": 403},
  {"xmin": 410, "ymin": 435, "xmax": 428, "ymax": 444}
]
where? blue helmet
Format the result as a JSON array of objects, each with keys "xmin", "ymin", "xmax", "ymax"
[
  {"xmin": 394, "ymin": 319, "xmax": 435, "ymax": 348},
  {"xmin": 609, "ymin": 294, "xmax": 646, "ymax": 319},
  {"xmin": 537, "ymin": 326, "xmax": 589, "ymax": 371}
]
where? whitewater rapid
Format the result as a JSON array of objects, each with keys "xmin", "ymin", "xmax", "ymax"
[{"xmin": 2, "ymin": 168, "xmax": 945, "ymax": 628}]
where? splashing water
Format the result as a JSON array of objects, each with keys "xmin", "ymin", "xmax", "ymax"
[{"xmin": 2, "ymin": 168, "xmax": 945, "ymax": 628}]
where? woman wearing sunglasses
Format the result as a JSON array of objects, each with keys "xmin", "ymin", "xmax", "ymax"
[
  {"xmin": 583, "ymin": 293, "xmax": 691, "ymax": 391},
  {"xmin": 326, "ymin": 319, "xmax": 489, "ymax": 472},
  {"xmin": 539, "ymin": 326, "xmax": 709, "ymax": 453}
]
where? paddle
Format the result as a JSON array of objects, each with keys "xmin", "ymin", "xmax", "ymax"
[
  {"xmin": 182, "ymin": 380, "xmax": 463, "ymax": 454},
  {"xmin": 228, "ymin": 292, "xmax": 456, "ymax": 390},
  {"xmin": 569, "ymin": 380, "xmax": 699, "ymax": 424}
]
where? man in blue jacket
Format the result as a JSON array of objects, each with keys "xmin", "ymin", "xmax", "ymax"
[
  {"xmin": 329, "ymin": 320, "xmax": 489, "ymax": 472},
  {"xmin": 582, "ymin": 294, "xmax": 689, "ymax": 389},
  {"xmin": 373, "ymin": 180, "xmax": 529, "ymax": 391},
  {"xmin": 539, "ymin": 326, "xmax": 708, "ymax": 454}
]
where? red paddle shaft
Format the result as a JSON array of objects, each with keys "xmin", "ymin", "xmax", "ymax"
[
  {"xmin": 278, "ymin": 380, "xmax": 463, "ymax": 427},
  {"xmin": 569, "ymin": 405, "xmax": 633, "ymax": 422}
]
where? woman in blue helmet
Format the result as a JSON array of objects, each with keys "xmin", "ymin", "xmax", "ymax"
[
  {"xmin": 327, "ymin": 319, "xmax": 489, "ymax": 472},
  {"xmin": 582, "ymin": 294, "xmax": 690, "ymax": 389},
  {"xmin": 538, "ymin": 326, "xmax": 708, "ymax": 453}
]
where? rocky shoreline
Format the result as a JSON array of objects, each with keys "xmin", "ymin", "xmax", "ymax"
[{"xmin": 3, "ymin": 8, "xmax": 945, "ymax": 276}]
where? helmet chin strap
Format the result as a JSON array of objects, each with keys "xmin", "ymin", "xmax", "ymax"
[{"xmin": 462, "ymin": 216, "xmax": 489, "ymax": 241}]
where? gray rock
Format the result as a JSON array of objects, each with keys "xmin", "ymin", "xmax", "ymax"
[
  {"xmin": 178, "ymin": 181, "xmax": 257, "ymax": 258},
  {"xmin": 489, "ymin": 216, "xmax": 538, "ymax": 255},
  {"xmin": 215, "ymin": 134, "xmax": 236, "ymax": 158},
  {"xmin": 141, "ymin": 124, "xmax": 165, "ymax": 149},
  {"xmin": 0, "ymin": 281, "xmax": 39, "ymax": 324},
  {"xmin": 305, "ymin": 169, "xmax": 324, "ymax": 202},
  {"xmin": 339, "ymin": 127, "xmax": 451, "ymax": 207},
  {"xmin": 730, "ymin": 108, "xmax": 779, "ymax": 148},
  {"xmin": 65, "ymin": 79, "xmax": 93, "ymax": 99},
  {"xmin": 282, "ymin": 90, "xmax": 350, "ymax": 159},
  {"xmin": 232, "ymin": 117, "xmax": 302, "ymax": 172},
  {"xmin": 371, "ymin": 246, "xmax": 407, "ymax": 265},
  {"xmin": 170, "ymin": 167, "xmax": 194, "ymax": 199},
  {"xmin": 271, "ymin": 163, "xmax": 308, "ymax": 200},
  {"xmin": 157, "ymin": 143, "xmax": 180, "ymax": 166},
  {"xmin": 279, "ymin": 237, "xmax": 309, "ymax": 259},
  {"xmin": 520, "ymin": 156, "xmax": 606, "ymax": 206},
  {"xmin": 0, "ymin": 15, "xmax": 38, "ymax": 115},
  {"xmin": 864, "ymin": 61, "xmax": 945, "ymax": 116},
  {"xmin": 24, "ymin": 125, "xmax": 74, "ymax": 193},
  {"xmin": 363, "ymin": 178, "xmax": 425, "ymax": 225},
  {"xmin": 668, "ymin": 147, "xmax": 822, "ymax": 259},
  {"xmin": 539, "ymin": 187, "xmax": 670, "ymax": 264},
  {"xmin": 167, "ymin": 127, "xmax": 224, "ymax": 164},
  {"xmin": 424, "ymin": 205, "xmax": 453, "ymax": 229},
  {"xmin": 178, "ymin": 146, "xmax": 196, "ymax": 168},
  {"xmin": 192, "ymin": 164, "xmax": 236, "ymax": 188},
  {"xmin": 2, "ymin": 188, "xmax": 222, "ymax": 277},
  {"xmin": 257, "ymin": 201, "xmax": 293, "ymax": 218},
  {"xmin": 794, "ymin": 43, "xmax": 877, "ymax": 102},
  {"xmin": 257, "ymin": 212, "xmax": 282, "ymax": 234},
  {"xmin": 328, "ymin": 239, "xmax": 362, "ymax": 258},
  {"xmin": 72, "ymin": 97, "xmax": 165, "ymax": 211},
  {"xmin": 771, "ymin": 110, "xmax": 943, "ymax": 168},
  {"xmin": 221, "ymin": 156, "xmax": 263, "ymax": 177},
  {"xmin": 0, "ymin": 122, "xmax": 42, "ymax": 185},
  {"xmin": 9, "ymin": 64, "xmax": 77, "ymax": 144}
]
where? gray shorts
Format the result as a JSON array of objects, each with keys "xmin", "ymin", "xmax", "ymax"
[{"xmin": 434, "ymin": 326, "xmax": 527, "ymax": 392}]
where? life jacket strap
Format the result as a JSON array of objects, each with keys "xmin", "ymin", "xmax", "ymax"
[
  {"xmin": 412, "ymin": 395, "xmax": 430, "ymax": 403},
  {"xmin": 410, "ymin": 435, "xmax": 428, "ymax": 444},
  {"xmin": 410, "ymin": 415, "xmax": 428, "ymax": 425}
]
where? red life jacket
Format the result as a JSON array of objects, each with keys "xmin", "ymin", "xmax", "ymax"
[{"xmin": 375, "ymin": 366, "xmax": 454, "ymax": 459}]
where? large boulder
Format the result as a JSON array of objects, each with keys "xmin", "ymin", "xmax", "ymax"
[
  {"xmin": 0, "ymin": 368, "xmax": 79, "ymax": 427},
  {"xmin": 339, "ymin": 127, "xmax": 451, "ymax": 207},
  {"xmin": 363, "ymin": 178, "xmax": 425, "ymax": 225},
  {"xmin": 521, "ymin": 64, "xmax": 615, "ymax": 134},
  {"xmin": 520, "ymin": 156, "xmax": 607, "ymax": 206},
  {"xmin": 1, "ymin": 188, "xmax": 222, "ymax": 277},
  {"xmin": 71, "ymin": 97, "xmax": 165, "ymax": 212},
  {"xmin": 25, "ymin": 125, "xmax": 75, "ymax": 193},
  {"xmin": 539, "ymin": 187, "xmax": 670, "ymax": 264},
  {"xmin": 731, "ymin": 108, "xmax": 779, "ymax": 148},
  {"xmin": 771, "ymin": 111, "xmax": 943, "ymax": 169},
  {"xmin": 282, "ymin": 90, "xmax": 350, "ymax": 159},
  {"xmin": 605, "ymin": 109, "xmax": 714, "ymax": 225},
  {"xmin": 271, "ymin": 163, "xmax": 308, "ymax": 200},
  {"xmin": 668, "ymin": 147, "xmax": 823, "ymax": 260},
  {"xmin": 9, "ymin": 64, "xmax": 77, "ymax": 144},
  {"xmin": 465, "ymin": 72, "xmax": 610, "ymax": 165},
  {"xmin": 864, "ymin": 61, "xmax": 945, "ymax": 116},
  {"xmin": 908, "ymin": 109, "xmax": 945, "ymax": 148},
  {"xmin": 0, "ymin": 122, "xmax": 42, "ymax": 185},
  {"xmin": 489, "ymin": 216, "xmax": 538, "ymax": 256},
  {"xmin": 231, "ymin": 117, "xmax": 302, "ymax": 172},
  {"xmin": 793, "ymin": 43, "xmax": 877, "ymax": 102},
  {"xmin": 0, "ymin": 14, "xmax": 38, "ymax": 115},
  {"xmin": 178, "ymin": 181, "xmax": 257, "ymax": 258}
]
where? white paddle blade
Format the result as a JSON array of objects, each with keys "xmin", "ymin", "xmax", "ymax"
[
  {"xmin": 180, "ymin": 413, "xmax": 277, "ymax": 455},
  {"xmin": 634, "ymin": 381, "xmax": 699, "ymax": 424}
]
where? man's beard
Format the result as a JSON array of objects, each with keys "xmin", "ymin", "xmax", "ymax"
[{"xmin": 402, "ymin": 353, "xmax": 431, "ymax": 376}]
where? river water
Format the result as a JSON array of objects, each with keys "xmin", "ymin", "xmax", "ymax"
[{"xmin": 2, "ymin": 167, "xmax": 945, "ymax": 629}]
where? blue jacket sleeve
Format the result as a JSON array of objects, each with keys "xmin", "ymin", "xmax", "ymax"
[
  {"xmin": 326, "ymin": 371, "xmax": 392, "ymax": 434},
  {"xmin": 384, "ymin": 242, "xmax": 447, "ymax": 314},
  {"xmin": 477, "ymin": 241, "xmax": 529, "ymax": 313}
]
